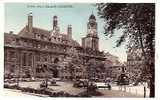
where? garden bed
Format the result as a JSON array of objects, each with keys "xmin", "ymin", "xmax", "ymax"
[{"xmin": 4, "ymin": 84, "xmax": 79, "ymax": 97}]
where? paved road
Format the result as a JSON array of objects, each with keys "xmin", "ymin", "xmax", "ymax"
[{"xmin": 3, "ymin": 88, "xmax": 143, "ymax": 98}]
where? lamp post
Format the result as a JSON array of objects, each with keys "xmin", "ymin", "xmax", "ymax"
[
  {"xmin": 143, "ymin": 82, "xmax": 147, "ymax": 98},
  {"xmin": 17, "ymin": 61, "xmax": 21, "ymax": 87}
]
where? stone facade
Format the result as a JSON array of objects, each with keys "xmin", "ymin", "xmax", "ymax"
[{"xmin": 4, "ymin": 13, "xmax": 106, "ymax": 80}]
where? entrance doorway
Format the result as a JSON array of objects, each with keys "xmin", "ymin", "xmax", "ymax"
[
  {"xmin": 52, "ymin": 68, "xmax": 58, "ymax": 78},
  {"xmin": 51, "ymin": 58, "xmax": 60, "ymax": 78}
]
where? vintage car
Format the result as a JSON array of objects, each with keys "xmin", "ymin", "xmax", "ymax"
[
  {"xmin": 40, "ymin": 80, "xmax": 48, "ymax": 88},
  {"xmin": 73, "ymin": 79, "xmax": 88, "ymax": 88},
  {"xmin": 49, "ymin": 79, "xmax": 56, "ymax": 85}
]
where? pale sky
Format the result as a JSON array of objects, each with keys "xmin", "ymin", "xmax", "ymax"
[{"xmin": 5, "ymin": 3, "xmax": 127, "ymax": 62}]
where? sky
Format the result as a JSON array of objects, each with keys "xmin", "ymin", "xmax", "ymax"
[{"xmin": 5, "ymin": 3, "xmax": 127, "ymax": 62}]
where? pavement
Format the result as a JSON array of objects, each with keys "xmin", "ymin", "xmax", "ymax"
[
  {"xmin": 3, "ymin": 81, "xmax": 146, "ymax": 98},
  {"xmin": 98, "ymin": 89, "xmax": 143, "ymax": 97}
]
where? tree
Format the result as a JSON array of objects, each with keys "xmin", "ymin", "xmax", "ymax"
[
  {"xmin": 86, "ymin": 59, "xmax": 105, "ymax": 81},
  {"xmin": 67, "ymin": 47, "xmax": 82, "ymax": 80},
  {"xmin": 97, "ymin": 3, "xmax": 155, "ymax": 97}
]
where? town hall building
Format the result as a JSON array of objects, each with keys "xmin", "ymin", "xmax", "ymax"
[{"xmin": 4, "ymin": 13, "xmax": 106, "ymax": 80}]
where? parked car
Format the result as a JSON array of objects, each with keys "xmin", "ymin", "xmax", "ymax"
[
  {"xmin": 40, "ymin": 80, "xmax": 48, "ymax": 88},
  {"xmin": 49, "ymin": 79, "xmax": 56, "ymax": 85},
  {"xmin": 87, "ymin": 82, "xmax": 98, "ymax": 91},
  {"xmin": 73, "ymin": 80, "xmax": 88, "ymax": 88},
  {"xmin": 73, "ymin": 80, "xmax": 84, "ymax": 88},
  {"xmin": 117, "ymin": 73, "xmax": 129, "ymax": 85}
]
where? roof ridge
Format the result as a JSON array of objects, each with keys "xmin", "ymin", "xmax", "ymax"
[{"xmin": 33, "ymin": 27, "xmax": 50, "ymax": 32}]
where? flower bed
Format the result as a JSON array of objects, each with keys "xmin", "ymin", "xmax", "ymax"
[
  {"xmin": 4, "ymin": 84, "xmax": 21, "ymax": 90},
  {"xmin": 4, "ymin": 84, "xmax": 79, "ymax": 97}
]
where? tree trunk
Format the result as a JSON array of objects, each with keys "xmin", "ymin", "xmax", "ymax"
[
  {"xmin": 138, "ymin": 26, "xmax": 155, "ymax": 97},
  {"xmin": 149, "ymin": 61, "xmax": 155, "ymax": 97},
  {"xmin": 150, "ymin": 78, "xmax": 155, "ymax": 97}
]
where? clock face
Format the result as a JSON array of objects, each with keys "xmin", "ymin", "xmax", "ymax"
[{"xmin": 90, "ymin": 22, "xmax": 95, "ymax": 27}]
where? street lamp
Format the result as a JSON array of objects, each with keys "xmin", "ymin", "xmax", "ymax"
[{"xmin": 143, "ymin": 82, "xmax": 147, "ymax": 98}]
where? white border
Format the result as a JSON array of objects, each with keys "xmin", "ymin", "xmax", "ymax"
[
  {"xmin": 0, "ymin": 0, "xmax": 157, "ymax": 3},
  {"xmin": 0, "ymin": 0, "xmax": 159, "ymax": 100},
  {"xmin": 0, "ymin": 2, "xmax": 4, "ymax": 100},
  {"xmin": 155, "ymin": 1, "xmax": 160, "ymax": 99}
]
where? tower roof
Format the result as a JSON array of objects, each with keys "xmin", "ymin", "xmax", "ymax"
[
  {"xmin": 53, "ymin": 16, "xmax": 57, "ymax": 18},
  {"xmin": 89, "ymin": 14, "xmax": 96, "ymax": 19},
  {"xmin": 28, "ymin": 12, "xmax": 32, "ymax": 16}
]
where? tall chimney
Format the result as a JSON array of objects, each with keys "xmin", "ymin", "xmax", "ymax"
[
  {"xmin": 28, "ymin": 12, "xmax": 33, "ymax": 33},
  {"xmin": 9, "ymin": 31, "xmax": 13, "ymax": 34},
  {"xmin": 67, "ymin": 25, "xmax": 72, "ymax": 39},
  {"xmin": 53, "ymin": 16, "xmax": 58, "ymax": 30}
]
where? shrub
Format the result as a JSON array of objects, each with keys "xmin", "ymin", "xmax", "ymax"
[
  {"xmin": 4, "ymin": 84, "xmax": 20, "ymax": 89},
  {"xmin": 4, "ymin": 84, "xmax": 9, "ymax": 88}
]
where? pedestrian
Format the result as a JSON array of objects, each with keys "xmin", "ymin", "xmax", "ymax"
[
  {"xmin": 105, "ymin": 79, "xmax": 108, "ymax": 86},
  {"xmin": 108, "ymin": 83, "xmax": 111, "ymax": 90}
]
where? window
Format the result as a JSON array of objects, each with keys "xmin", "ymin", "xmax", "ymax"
[
  {"xmin": 44, "ymin": 56, "xmax": 48, "ymax": 62},
  {"xmin": 11, "ymin": 39, "xmax": 16, "ymax": 45},
  {"xmin": 9, "ymin": 51, "xmax": 16, "ymax": 59},
  {"xmin": 36, "ymin": 54, "xmax": 40, "ymax": 61},
  {"xmin": 22, "ymin": 53, "xmax": 27, "ymax": 66},
  {"xmin": 44, "ymin": 45, "xmax": 48, "ymax": 49},
  {"xmin": 38, "ymin": 44, "xmax": 41, "ymax": 48},
  {"xmin": 44, "ymin": 36, "xmax": 47, "ymax": 41},
  {"xmin": 36, "ymin": 67, "xmax": 40, "ymax": 73},
  {"xmin": 28, "ymin": 53, "xmax": 32, "ymax": 66},
  {"xmin": 10, "ymin": 65, "xmax": 15, "ymax": 73},
  {"xmin": 16, "ymin": 39, "xmax": 20, "ymax": 45},
  {"xmin": 41, "ymin": 35, "xmax": 44, "ymax": 40},
  {"xmin": 49, "ymin": 38, "xmax": 51, "ymax": 41},
  {"xmin": 58, "ymin": 38, "xmax": 60, "ymax": 41},
  {"xmin": 23, "ymin": 40, "xmax": 27, "ymax": 46},
  {"xmin": 54, "ymin": 58, "xmax": 59, "ymax": 63},
  {"xmin": 34, "ymin": 33, "xmax": 37, "ymax": 38},
  {"xmin": 37, "ymin": 34, "xmax": 40, "ymax": 39},
  {"xmin": 51, "ymin": 56, "xmax": 54, "ymax": 62}
]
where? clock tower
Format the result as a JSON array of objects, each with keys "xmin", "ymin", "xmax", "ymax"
[{"xmin": 82, "ymin": 14, "xmax": 99, "ymax": 50}]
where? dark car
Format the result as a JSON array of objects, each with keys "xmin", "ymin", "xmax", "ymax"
[
  {"xmin": 40, "ymin": 80, "xmax": 48, "ymax": 88},
  {"xmin": 49, "ymin": 79, "xmax": 56, "ymax": 85},
  {"xmin": 117, "ymin": 73, "xmax": 129, "ymax": 85},
  {"xmin": 73, "ymin": 80, "xmax": 84, "ymax": 88},
  {"xmin": 87, "ymin": 82, "xmax": 98, "ymax": 91},
  {"xmin": 73, "ymin": 79, "xmax": 88, "ymax": 88}
]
